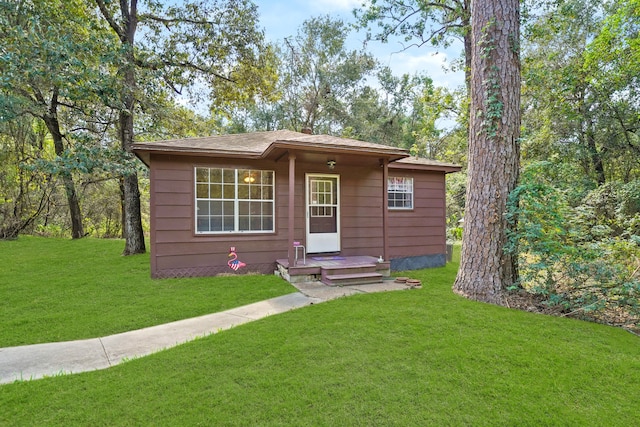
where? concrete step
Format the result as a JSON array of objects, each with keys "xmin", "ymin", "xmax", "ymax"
[{"xmin": 323, "ymin": 272, "xmax": 384, "ymax": 286}]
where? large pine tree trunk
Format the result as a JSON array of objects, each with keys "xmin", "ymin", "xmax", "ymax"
[{"xmin": 453, "ymin": 0, "xmax": 521, "ymax": 304}]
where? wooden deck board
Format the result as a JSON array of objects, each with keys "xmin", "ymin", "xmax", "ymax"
[
  {"xmin": 277, "ymin": 255, "xmax": 390, "ymax": 286},
  {"xmin": 276, "ymin": 255, "xmax": 380, "ymax": 269}
]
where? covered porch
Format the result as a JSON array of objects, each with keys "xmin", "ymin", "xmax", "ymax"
[{"xmin": 262, "ymin": 136, "xmax": 407, "ymax": 275}]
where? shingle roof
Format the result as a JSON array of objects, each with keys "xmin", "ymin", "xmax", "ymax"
[
  {"xmin": 132, "ymin": 130, "xmax": 461, "ymax": 172},
  {"xmin": 132, "ymin": 130, "xmax": 286, "ymax": 158},
  {"xmin": 271, "ymin": 132, "xmax": 408, "ymax": 152},
  {"xmin": 132, "ymin": 130, "xmax": 409, "ymax": 162}
]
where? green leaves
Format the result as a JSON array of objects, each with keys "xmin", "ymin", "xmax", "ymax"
[
  {"xmin": 506, "ymin": 161, "xmax": 640, "ymax": 328},
  {"xmin": 131, "ymin": 0, "xmax": 277, "ymax": 110},
  {"xmin": 24, "ymin": 145, "xmax": 139, "ymax": 177},
  {"xmin": 521, "ymin": 0, "xmax": 640, "ymax": 184},
  {"xmin": 355, "ymin": 0, "xmax": 470, "ymax": 49}
]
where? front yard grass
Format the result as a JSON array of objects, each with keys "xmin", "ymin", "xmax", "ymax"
[
  {"xmin": 0, "ymin": 236, "xmax": 295, "ymax": 347},
  {"xmin": 1, "ymin": 240, "xmax": 639, "ymax": 425}
]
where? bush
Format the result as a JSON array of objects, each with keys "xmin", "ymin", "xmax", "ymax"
[{"xmin": 506, "ymin": 162, "xmax": 640, "ymax": 330}]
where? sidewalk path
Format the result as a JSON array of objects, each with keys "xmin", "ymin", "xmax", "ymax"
[{"xmin": 0, "ymin": 280, "xmax": 408, "ymax": 384}]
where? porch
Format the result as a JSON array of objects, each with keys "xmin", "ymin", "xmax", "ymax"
[{"xmin": 275, "ymin": 255, "xmax": 391, "ymax": 286}]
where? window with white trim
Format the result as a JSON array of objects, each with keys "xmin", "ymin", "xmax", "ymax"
[
  {"xmin": 195, "ymin": 167, "xmax": 275, "ymax": 233},
  {"xmin": 388, "ymin": 177, "xmax": 413, "ymax": 209}
]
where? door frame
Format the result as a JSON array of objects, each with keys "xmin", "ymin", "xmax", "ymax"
[{"xmin": 305, "ymin": 173, "xmax": 340, "ymax": 253}]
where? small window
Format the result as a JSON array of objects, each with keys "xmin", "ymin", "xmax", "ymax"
[
  {"xmin": 388, "ymin": 177, "xmax": 413, "ymax": 209},
  {"xmin": 195, "ymin": 167, "xmax": 275, "ymax": 234}
]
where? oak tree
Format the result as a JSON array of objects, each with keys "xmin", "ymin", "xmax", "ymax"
[
  {"xmin": 0, "ymin": 0, "xmax": 111, "ymax": 238},
  {"xmin": 356, "ymin": 0, "xmax": 472, "ymax": 88},
  {"xmin": 0, "ymin": 118, "xmax": 56, "ymax": 239},
  {"xmin": 94, "ymin": 0, "xmax": 277, "ymax": 254},
  {"xmin": 279, "ymin": 15, "xmax": 377, "ymax": 133}
]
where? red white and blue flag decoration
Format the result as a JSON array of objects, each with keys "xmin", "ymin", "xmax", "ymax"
[{"xmin": 227, "ymin": 247, "xmax": 246, "ymax": 271}]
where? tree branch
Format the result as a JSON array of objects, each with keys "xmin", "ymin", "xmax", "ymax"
[
  {"xmin": 138, "ymin": 13, "xmax": 214, "ymax": 27},
  {"xmin": 81, "ymin": 176, "xmax": 121, "ymax": 187},
  {"xmin": 14, "ymin": 86, "xmax": 38, "ymax": 105},
  {"xmin": 134, "ymin": 57, "xmax": 236, "ymax": 84},
  {"xmin": 49, "ymin": 86, "xmax": 59, "ymax": 117},
  {"xmin": 393, "ymin": 23, "xmax": 464, "ymax": 53},
  {"xmin": 95, "ymin": 0, "xmax": 125, "ymax": 41}
]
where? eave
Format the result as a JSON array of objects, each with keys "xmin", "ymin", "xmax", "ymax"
[{"xmin": 389, "ymin": 157, "xmax": 462, "ymax": 174}]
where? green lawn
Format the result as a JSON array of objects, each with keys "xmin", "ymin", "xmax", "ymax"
[
  {"xmin": 1, "ymin": 238, "xmax": 639, "ymax": 425},
  {"xmin": 0, "ymin": 236, "xmax": 295, "ymax": 346}
]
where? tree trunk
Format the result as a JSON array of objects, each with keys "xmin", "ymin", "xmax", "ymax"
[
  {"xmin": 461, "ymin": 0, "xmax": 472, "ymax": 139},
  {"xmin": 121, "ymin": 170, "xmax": 145, "ymax": 255},
  {"xmin": 462, "ymin": 0, "xmax": 472, "ymax": 92},
  {"xmin": 119, "ymin": 177, "xmax": 126, "ymax": 239},
  {"xmin": 453, "ymin": 0, "xmax": 521, "ymax": 304},
  {"xmin": 119, "ymin": 70, "xmax": 146, "ymax": 255},
  {"xmin": 586, "ymin": 121, "xmax": 606, "ymax": 185},
  {"xmin": 43, "ymin": 95, "xmax": 84, "ymax": 239},
  {"xmin": 119, "ymin": 0, "xmax": 146, "ymax": 255},
  {"xmin": 61, "ymin": 172, "xmax": 84, "ymax": 239},
  {"xmin": 577, "ymin": 89, "xmax": 606, "ymax": 185}
]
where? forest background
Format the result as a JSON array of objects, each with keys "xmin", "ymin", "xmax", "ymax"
[{"xmin": 1, "ymin": 0, "xmax": 639, "ymax": 331}]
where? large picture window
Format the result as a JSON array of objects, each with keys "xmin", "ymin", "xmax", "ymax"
[
  {"xmin": 195, "ymin": 167, "xmax": 275, "ymax": 233},
  {"xmin": 388, "ymin": 177, "xmax": 413, "ymax": 209}
]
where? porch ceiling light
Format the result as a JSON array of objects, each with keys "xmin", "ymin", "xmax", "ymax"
[{"xmin": 327, "ymin": 160, "xmax": 336, "ymax": 170}]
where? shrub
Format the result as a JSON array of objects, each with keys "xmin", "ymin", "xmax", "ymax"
[{"xmin": 506, "ymin": 162, "xmax": 640, "ymax": 330}]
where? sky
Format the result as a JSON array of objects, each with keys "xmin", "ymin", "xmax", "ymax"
[{"xmin": 252, "ymin": 0, "xmax": 466, "ymax": 90}]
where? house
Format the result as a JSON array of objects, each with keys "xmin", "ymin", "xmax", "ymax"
[{"xmin": 132, "ymin": 130, "xmax": 461, "ymax": 285}]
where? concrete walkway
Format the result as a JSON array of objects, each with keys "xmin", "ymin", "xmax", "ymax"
[{"xmin": 0, "ymin": 280, "xmax": 408, "ymax": 385}]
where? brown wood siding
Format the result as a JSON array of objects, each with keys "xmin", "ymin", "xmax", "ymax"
[
  {"xmin": 155, "ymin": 205, "xmax": 192, "ymax": 218},
  {"xmin": 155, "ymin": 218, "xmax": 192, "ymax": 231},
  {"xmin": 387, "ymin": 170, "xmax": 447, "ymax": 258},
  {"xmin": 154, "ymin": 191, "xmax": 192, "ymax": 206},
  {"xmin": 338, "ymin": 165, "xmax": 384, "ymax": 257},
  {"xmin": 389, "ymin": 225, "xmax": 443, "ymax": 237},
  {"xmin": 384, "ymin": 216, "xmax": 443, "ymax": 227},
  {"xmin": 148, "ymin": 154, "xmax": 298, "ymax": 277},
  {"xmin": 146, "ymin": 153, "xmax": 448, "ymax": 278}
]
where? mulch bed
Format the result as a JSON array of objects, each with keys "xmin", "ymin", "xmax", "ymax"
[{"xmin": 503, "ymin": 290, "xmax": 640, "ymax": 336}]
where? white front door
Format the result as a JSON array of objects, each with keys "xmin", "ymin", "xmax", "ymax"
[{"xmin": 306, "ymin": 174, "xmax": 340, "ymax": 253}]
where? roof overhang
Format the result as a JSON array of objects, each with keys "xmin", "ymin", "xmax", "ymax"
[
  {"xmin": 389, "ymin": 157, "xmax": 462, "ymax": 174},
  {"xmin": 263, "ymin": 139, "xmax": 409, "ymax": 163},
  {"xmin": 132, "ymin": 130, "xmax": 410, "ymax": 167},
  {"xmin": 133, "ymin": 145, "xmax": 263, "ymax": 167},
  {"xmin": 132, "ymin": 130, "xmax": 462, "ymax": 174}
]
